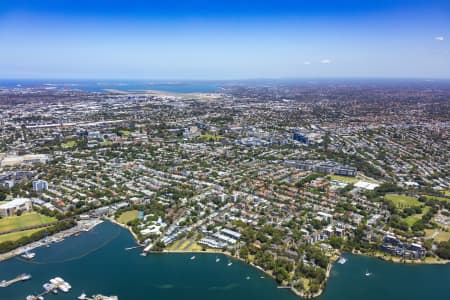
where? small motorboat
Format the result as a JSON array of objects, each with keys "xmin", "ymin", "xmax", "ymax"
[
  {"xmin": 21, "ymin": 251, "xmax": 36, "ymax": 260},
  {"xmin": 338, "ymin": 257, "xmax": 347, "ymax": 264}
]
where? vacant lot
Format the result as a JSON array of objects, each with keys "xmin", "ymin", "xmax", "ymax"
[
  {"xmin": 385, "ymin": 194, "xmax": 422, "ymax": 208},
  {"xmin": 0, "ymin": 212, "xmax": 56, "ymax": 233},
  {"xmin": 116, "ymin": 210, "xmax": 139, "ymax": 224}
]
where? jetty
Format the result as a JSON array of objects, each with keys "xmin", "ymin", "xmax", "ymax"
[
  {"xmin": 125, "ymin": 246, "xmax": 142, "ymax": 251},
  {"xmin": 0, "ymin": 273, "xmax": 31, "ymax": 288},
  {"xmin": 143, "ymin": 243, "xmax": 153, "ymax": 252},
  {"xmin": 86, "ymin": 295, "xmax": 118, "ymax": 300}
]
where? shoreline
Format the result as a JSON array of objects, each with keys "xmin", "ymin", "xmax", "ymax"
[
  {"xmin": 0, "ymin": 219, "xmax": 103, "ymax": 263},
  {"xmin": 1, "ymin": 219, "xmax": 448, "ymax": 299},
  {"xmin": 352, "ymin": 250, "xmax": 450, "ymax": 266},
  {"xmin": 114, "ymin": 220, "xmax": 449, "ymax": 299},
  {"xmin": 107, "ymin": 217, "xmax": 144, "ymax": 247},
  {"xmin": 156, "ymin": 247, "xmax": 331, "ymax": 299}
]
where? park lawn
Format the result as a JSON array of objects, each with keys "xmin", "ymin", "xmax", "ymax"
[
  {"xmin": 99, "ymin": 141, "xmax": 112, "ymax": 146},
  {"xmin": 199, "ymin": 134, "xmax": 224, "ymax": 142},
  {"xmin": 403, "ymin": 215, "xmax": 421, "ymax": 227},
  {"xmin": 116, "ymin": 210, "xmax": 139, "ymax": 224},
  {"xmin": 422, "ymin": 194, "xmax": 450, "ymax": 204},
  {"xmin": 119, "ymin": 130, "xmax": 131, "ymax": 136},
  {"xmin": 178, "ymin": 239, "xmax": 191, "ymax": 250},
  {"xmin": 0, "ymin": 212, "xmax": 56, "ymax": 233},
  {"xmin": 329, "ymin": 175, "xmax": 359, "ymax": 184},
  {"xmin": 425, "ymin": 229, "xmax": 438, "ymax": 238},
  {"xmin": 435, "ymin": 231, "xmax": 450, "ymax": 243},
  {"xmin": 330, "ymin": 174, "xmax": 377, "ymax": 184},
  {"xmin": 0, "ymin": 228, "xmax": 44, "ymax": 243},
  {"xmin": 384, "ymin": 194, "xmax": 422, "ymax": 208},
  {"xmin": 61, "ymin": 140, "xmax": 77, "ymax": 148},
  {"xmin": 185, "ymin": 242, "xmax": 203, "ymax": 251},
  {"xmin": 403, "ymin": 206, "xmax": 430, "ymax": 227},
  {"xmin": 166, "ymin": 239, "xmax": 185, "ymax": 251}
]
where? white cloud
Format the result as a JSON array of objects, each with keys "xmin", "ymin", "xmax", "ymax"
[
  {"xmin": 320, "ymin": 59, "xmax": 331, "ymax": 64},
  {"xmin": 435, "ymin": 36, "xmax": 444, "ymax": 41},
  {"xmin": 303, "ymin": 61, "xmax": 311, "ymax": 65}
]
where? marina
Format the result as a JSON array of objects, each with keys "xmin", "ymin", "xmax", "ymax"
[
  {"xmin": 26, "ymin": 277, "xmax": 71, "ymax": 299},
  {"xmin": 0, "ymin": 219, "xmax": 103, "ymax": 263}
]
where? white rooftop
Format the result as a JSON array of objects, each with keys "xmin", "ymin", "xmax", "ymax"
[
  {"xmin": 0, "ymin": 198, "xmax": 31, "ymax": 209},
  {"xmin": 354, "ymin": 181, "xmax": 380, "ymax": 190}
]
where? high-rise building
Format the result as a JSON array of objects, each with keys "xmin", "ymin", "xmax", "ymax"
[{"xmin": 32, "ymin": 179, "xmax": 49, "ymax": 191}]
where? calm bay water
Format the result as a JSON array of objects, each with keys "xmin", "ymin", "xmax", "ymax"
[{"xmin": 0, "ymin": 222, "xmax": 448, "ymax": 300}]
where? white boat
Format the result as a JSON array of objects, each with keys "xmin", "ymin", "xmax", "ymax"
[
  {"xmin": 227, "ymin": 262, "xmax": 233, "ymax": 266},
  {"xmin": 21, "ymin": 274, "xmax": 32, "ymax": 281},
  {"xmin": 215, "ymin": 257, "xmax": 220, "ymax": 262},
  {"xmin": 246, "ymin": 276, "xmax": 251, "ymax": 280},
  {"xmin": 59, "ymin": 284, "xmax": 70, "ymax": 293},
  {"xmin": 190, "ymin": 256, "xmax": 196, "ymax": 260},
  {"xmin": 21, "ymin": 251, "xmax": 35, "ymax": 260},
  {"xmin": 43, "ymin": 283, "xmax": 54, "ymax": 291},
  {"xmin": 78, "ymin": 292, "xmax": 87, "ymax": 300},
  {"xmin": 25, "ymin": 296, "xmax": 43, "ymax": 300},
  {"xmin": 365, "ymin": 270, "xmax": 372, "ymax": 277},
  {"xmin": 338, "ymin": 257, "xmax": 347, "ymax": 264}
]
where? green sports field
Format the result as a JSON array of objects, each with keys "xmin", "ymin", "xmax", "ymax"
[
  {"xmin": 0, "ymin": 212, "xmax": 56, "ymax": 233},
  {"xmin": 116, "ymin": 210, "xmax": 139, "ymax": 224},
  {"xmin": 384, "ymin": 194, "xmax": 422, "ymax": 208}
]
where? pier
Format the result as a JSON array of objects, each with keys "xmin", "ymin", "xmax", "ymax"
[
  {"xmin": 143, "ymin": 243, "xmax": 153, "ymax": 252},
  {"xmin": 125, "ymin": 246, "xmax": 142, "ymax": 251},
  {"xmin": 0, "ymin": 273, "xmax": 31, "ymax": 288}
]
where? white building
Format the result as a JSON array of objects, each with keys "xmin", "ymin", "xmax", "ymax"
[
  {"xmin": 32, "ymin": 180, "xmax": 49, "ymax": 191},
  {"xmin": 0, "ymin": 198, "xmax": 33, "ymax": 217}
]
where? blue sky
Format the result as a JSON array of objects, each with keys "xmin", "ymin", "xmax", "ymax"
[{"xmin": 0, "ymin": 0, "xmax": 449, "ymax": 79}]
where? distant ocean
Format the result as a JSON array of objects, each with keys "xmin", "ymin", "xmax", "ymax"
[
  {"xmin": 2, "ymin": 79, "xmax": 450, "ymax": 94},
  {"xmin": 0, "ymin": 80, "xmax": 221, "ymax": 93}
]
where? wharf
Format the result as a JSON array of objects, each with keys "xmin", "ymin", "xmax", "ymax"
[{"xmin": 0, "ymin": 274, "xmax": 31, "ymax": 288}]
